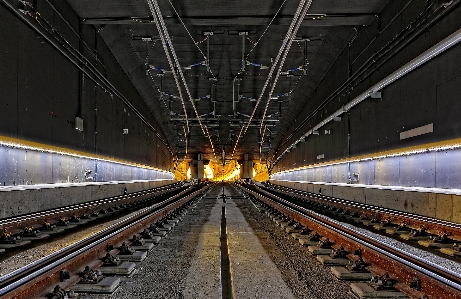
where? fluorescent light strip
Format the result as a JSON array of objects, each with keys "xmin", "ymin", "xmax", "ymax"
[
  {"xmin": 271, "ymin": 139, "xmax": 461, "ymax": 176},
  {"xmin": 0, "ymin": 139, "xmax": 173, "ymax": 175},
  {"xmin": 274, "ymin": 26, "xmax": 461, "ymax": 166}
]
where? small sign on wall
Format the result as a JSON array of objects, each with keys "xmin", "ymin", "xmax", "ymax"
[
  {"xmin": 75, "ymin": 117, "xmax": 83, "ymax": 131},
  {"xmin": 400, "ymin": 123, "xmax": 433, "ymax": 140}
]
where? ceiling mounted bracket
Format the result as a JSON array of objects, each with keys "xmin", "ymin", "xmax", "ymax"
[
  {"xmin": 204, "ymin": 31, "xmax": 213, "ymax": 72},
  {"xmin": 370, "ymin": 91, "xmax": 382, "ymax": 99},
  {"xmin": 240, "ymin": 31, "xmax": 248, "ymax": 71},
  {"xmin": 131, "ymin": 36, "xmax": 162, "ymax": 42}
]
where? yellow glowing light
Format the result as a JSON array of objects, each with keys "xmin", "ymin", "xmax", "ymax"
[
  {"xmin": 187, "ymin": 167, "xmax": 191, "ymax": 180},
  {"xmin": 211, "ymin": 160, "xmax": 240, "ymax": 181},
  {"xmin": 223, "ymin": 164, "xmax": 240, "ymax": 181},
  {"xmin": 252, "ymin": 161, "xmax": 269, "ymax": 182},
  {"xmin": 204, "ymin": 165, "xmax": 214, "ymax": 179},
  {"xmin": 174, "ymin": 161, "xmax": 190, "ymax": 181}
]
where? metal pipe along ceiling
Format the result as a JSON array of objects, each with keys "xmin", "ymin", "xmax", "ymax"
[
  {"xmin": 1, "ymin": 0, "xmax": 171, "ymax": 150},
  {"xmin": 231, "ymin": 0, "xmax": 313, "ymax": 159},
  {"xmin": 272, "ymin": 25, "xmax": 461, "ymax": 168}
]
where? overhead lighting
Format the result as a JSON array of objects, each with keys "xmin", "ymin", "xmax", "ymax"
[
  {"xmin": 271, "ymin": 138, "xmax": 461, "ymax": 175},
  {"xmin": 272, "ymin": 26, "xmax": 461, "ymax": 168},
  {"xmin": 0, "ymin": 135, "xmax": 172, "ymax": 174}
]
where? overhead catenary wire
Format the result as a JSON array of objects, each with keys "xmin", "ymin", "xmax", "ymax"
[
  {"xmin": 276, "ymin": 0, "xmax": 453, "ymax": 152},
  {"xmin": 242, "ymin": 0, "xmax": 289, "ymax": 65},
  {"xmin": 231, "ymin": 0, "xmax": 311, "ymax": 159},
  {"xmin": 148, "ymin": 0, "xmax": 190, "ymax": 135},
  {"xmin": 147, "ymin": 0, "xmax": 217, "ymax": 159},
  {"xmin": 228, "ymin": 0, "xmax": 288, "ymax": 158},
  {"xmin": 259, "ymin": 0, "xmax": 313, "ymax": 156},
  {"xmin": 150, "ymin": 0, "xmax": 204, "ymax": 134},
  {"xmin": 166, "ymin": 0, "xmax": 217, "ymax": 79},
  {"xmin": 271, "ymin": 23, "xmax": 461, "ymax": 168}
]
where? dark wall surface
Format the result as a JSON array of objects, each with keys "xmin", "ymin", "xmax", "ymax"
[
  {"xmin": 0, "ymin": 1, "xmax": 171, "ymax": 171},
  {"xmin": 275, "ymin": 1, "xmax": 461, "ymax": 171}
]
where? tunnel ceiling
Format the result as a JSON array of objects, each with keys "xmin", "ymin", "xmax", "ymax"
[{"xmin": 65, "ymin": 0, "xmax": 389, "ymax": 162}]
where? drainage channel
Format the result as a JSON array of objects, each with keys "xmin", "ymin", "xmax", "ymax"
[{"xmin": 221, "ymin": 205, "xmax": 233, "ymax": 299}]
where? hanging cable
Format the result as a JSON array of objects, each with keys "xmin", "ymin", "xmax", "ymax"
[
  {"xmin": 148, "ymin": 0, "xmax": 190, "ymax": 134},
  {"xmin": 144, "ymin": 40, "xmax": 157, "ymax": 65},
  {"xmin": 148, "ymin": 0, "xmax": 216, "ymax": 158},
  {"xmin": 166, "ymin": 0, "xmax": 217, "ymax": 79},
  {"xmin": 231, "ymin": 0, "xmax": 311, "ymax": 158},
  {"xmin": 259, "ymin": 0, "xmax": 313, "ymax": 154},
  {"xmin": 150, "ymin": 0, "xmax": 204, "ymax": 134},
  {"xmin": 243, "ymin": 0, "xmax": 289, "ymax": 64},
  {"xmin": 204, "ymin": 125, "xmax": 217, "ymax": 161},
  {"xmin": 148, "ymin": 0, "xmax": 205, "ymax": 135}
]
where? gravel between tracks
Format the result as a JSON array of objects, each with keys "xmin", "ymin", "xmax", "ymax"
[
  {"xmin": 0, "ymin": 219, "xmax": 122, "ymax": 276},
  {"xmin": 89, "ymin": 190, "xmax": 354, "ymax": 299},
  {"xmin": 89, "ymin": 196, "xmax": 214, "ymax": 299},
  {"xmin": 233, "ymin": 196, "xmax": 356, "ymax": 299}
]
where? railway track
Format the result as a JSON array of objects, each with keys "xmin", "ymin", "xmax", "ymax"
[
  {"xmin": 0, "ymin": 182, "xmax": 210, "ymax": 299},
  {"xmin": 0, "ymin": 182, "xmax": 187, "ymax": 238},
  {"xmin": 237, "ymin": 182, "xmax": 461, "ymax": 299},
  {"xmin": 3, "ymin": 181, "xmax": 460, "ymax": 298}
]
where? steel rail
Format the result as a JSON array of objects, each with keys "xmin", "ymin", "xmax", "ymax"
[
  {"xmin": 0, "ymin": 184, "xmax": 207, "ymax": 297},
  {"xmin": 0, "ymin": 183, "xmax": 184, "ymax": 228},
  {"xmin": 238, "ymin": 184, "xmax": 461, "ymax": 293},
  {"xmin": 263, "ymin": 183, "xmax": 461, "ymax": 233}
]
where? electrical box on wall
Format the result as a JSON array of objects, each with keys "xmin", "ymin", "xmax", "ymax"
[
  {"xmin": 75, "ymin": 117, "xmax": 83, "ymax": 131},
  {"xmin": 123, "ymin": 129, "xmax": 129, "ymax": 134}
]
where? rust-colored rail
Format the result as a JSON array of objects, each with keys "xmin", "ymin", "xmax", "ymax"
[
  {"xmin": 264, "ymin": 182, "xmax": 461, "ymax": 240},
  {"xmin": 238, "ymin": 183, "xmax": 461, "ymax": 299},
  {"xmin": 1, "ymin": 184, "xmax": 209, "ymax": 299},
  {"xmin": 0, "ymin": 183, "xmax": 186, "ymax": 236}
]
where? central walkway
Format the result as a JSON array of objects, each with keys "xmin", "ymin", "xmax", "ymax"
[
  {"xmin": 91, "ymin": 183, "xmax": 353, "ymax": 299},
  {"xmin": 183, "ymin": 185, "xmax": 295, "ymax": 298}
]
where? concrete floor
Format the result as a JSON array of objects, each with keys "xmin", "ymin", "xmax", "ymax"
[
  {"xmin": 85, "ymin": 184, "xmax": 354, "ymax": 299},
  {"xmin": 183, "ymin": 187, "xmax": 295, "ymax": 298}
]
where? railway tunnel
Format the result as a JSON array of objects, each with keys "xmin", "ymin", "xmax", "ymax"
[{"xmin": 1, "ymin": 0, "xmax": 461, "ymax": 298}]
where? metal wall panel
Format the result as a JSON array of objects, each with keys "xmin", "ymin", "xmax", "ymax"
[
  {"xmin": 0, "ymin": 145, "xmax": 172, "ymax": 186},
  {"xmin": 332, "ymin": 162, "xmax": 348, "ymax": 183},
  {"xmin": 399, "ymin": 153, "xmax": 436, "ymax": 188},
  {"xmin": 273, "ymin": 148, "xmax": 461, "ymax": 191},
  {"xmin": 0, "ymin": 4, "xmax": 171, "ymax": 173},
  {"xmin": 374, "ymin": 157, "xmax": 398, "ymax": 186},
  {"xmin": 435, "ymin": 150, "xmax": 461, "ymax": 189},
  {"xmin": 359, "ymin": 160, "xmax": 376, "ymax": 185}
]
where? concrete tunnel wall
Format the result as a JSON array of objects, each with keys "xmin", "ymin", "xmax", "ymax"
[
  {"xmin": 270, "ymin": 180, "xmax": 461, "ymax": 224},
  {"xmin": 0, "ymin": 2, "xmax": 172, "ymax": 173},
  {"xmin": 275, "ymin": 2, "xmax": 461, "ymax": 166},
  {"xmin": 0, "ymin": 1, "xmax": 177, "ymax": 217},
  {"xmin": 0, "ymin": 179, "xmax": 176, "ymax": 218},
  {"xmin": 270, "ymin": 1, "xmax": 461, "ymax": 224}
]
